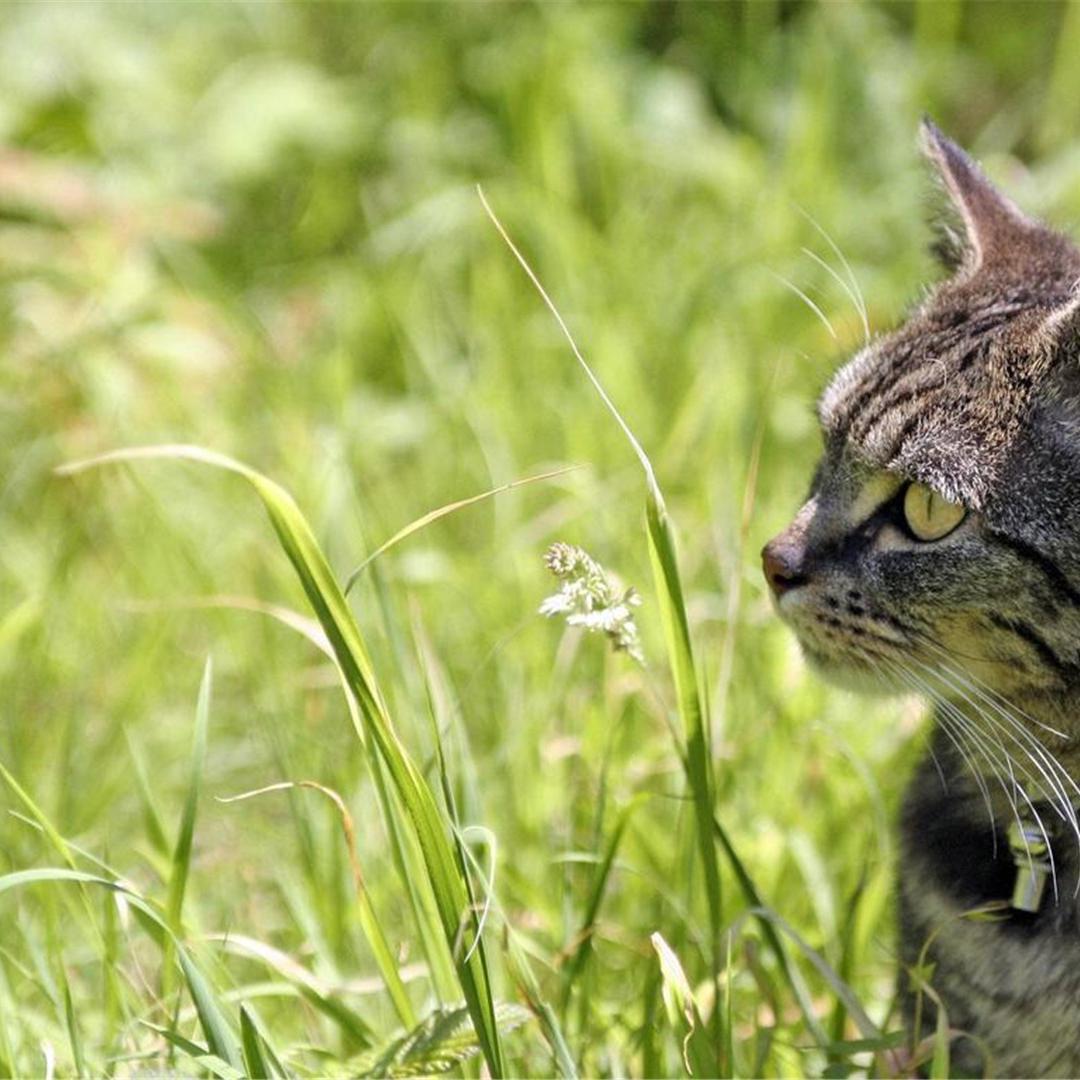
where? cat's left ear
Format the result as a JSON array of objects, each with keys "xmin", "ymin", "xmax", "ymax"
[{"xmin": 920, "ymin": 118, "xmax": 1037, "ymax": 273}]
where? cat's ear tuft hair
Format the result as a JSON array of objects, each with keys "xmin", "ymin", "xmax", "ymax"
[{"xmin": 920, "ymin": 118, "xmax": 1035, "ymax": 273}]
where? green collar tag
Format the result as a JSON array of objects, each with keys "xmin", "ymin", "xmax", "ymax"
[{"xmin": 1007, "ymin": 820, "xmax": 1051, "ymax": 913}]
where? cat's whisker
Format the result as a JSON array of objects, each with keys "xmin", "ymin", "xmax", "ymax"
[
  {"xmin": 919, "ymin": 660, "xmax": 1076, "ymax": 817},
  {"xmin": 792, "ymin": 203, "xmax": 871, "ymax": 344},
  {"xmin": 909, "ymin": 662, "xmax": 1061, "ymax": 896},
  {"xmin": 889, "ymin": 656, "xmax": 1063, "ymax": 898},
  {"xmin": 801, "ymin": 247, "xmax": 871, "ymax": 345},
  {"xmin": 885, "ymin": 657, "xmax": 1000, "ymax": 839},
  {"xmin": 905, "ymin": 636, "xmax": 1078, "ymax": 809},
  {"xmin": 923, "ymin": 654, "xmax": 1080, "ymax": 825},
  {"xmin": 907, "ymin": 655, "xmax": 1080, "ymax": 894},
  {"xmin": 917, "ymin": 636, "xmax": 1071, "ymax": 741},
  {"xmin": 769, "ymin": 271, "xmax": 838, "ymax": 341}
]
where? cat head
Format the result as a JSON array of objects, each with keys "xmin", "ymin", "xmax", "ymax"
[{"xmin": 765, "ymin": 120, "xmax": 1080, "ymax": 703}]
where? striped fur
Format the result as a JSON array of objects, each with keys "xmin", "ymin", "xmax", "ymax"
[{"xmin": 766, "ymin": 122, "xmax": 1080, "ymax": 1077}]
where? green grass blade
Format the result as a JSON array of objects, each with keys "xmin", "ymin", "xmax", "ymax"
[
  {"xmin": 219, "ymin": 781, "xmax": 417, "ymax": 1030},
  {"xmin": 62, "ymin": 979, "xmax": 86, "ymax": 1078},
  {"xmin": 178, "ymin": 948, "xmax": 244, "ymax": 1070},
  {"xmin": 0, "ymin": 761, "xmax": 76, "ymax": 871},
  {"xmin": 651, "ymin": 931, "xmax": 715, "ymax": 1078},
  {"xmin": 930, "ymin": 1005, "xmax": 950, "ymax": 1080},
  {"xmin": 0, "ymin": 869, "xmax": 243, "ymax": 1069},
  {"xmin": 503, "ymin": 929, "xmax": 579, "ymax": 1080},
  {"xmin": 123, "ymin": 727, "xmax": 171, "ymax": 858},
  {"xmin": 58, "ymin": 445, "xmax": 506, "ymax": 1075},
  {"xmin": 344, "ymin": 465, "xmax": 579, "ymax": 594},
  {"xmin": 211, "ymin": 933, "xmax": 378, "ymax": 1049},
  {"xmin": 143, "ymin": 1022, "xmax": 245, "ymax": 1080},
  {"xmin": 168, "ymin": 656, "xmax": 213, "ymax": 934},
  {"xmin": 239, "ymin": 1004, "xmax": 271, "ymax": 1079},
  {"xmin": 181, "ymin": 594, "xmax": 458, "ymax": 1005},
  {"xmin": 560, "ymin": 796, "xmax": 643, "ymax": 1006},
  {"xmin": 745, "ymin": 903, "xmax": 878, "ymax": 1045},
  {"xmin": 645, "ymin": 492, "xmax": 724, "ymax": 989},
  {"xmin": 413, "ymin": 608, "xmax": 576, "ymax": 1078},
  {"xmin": 711, "ymin": 815, "xmax": 828, "ymax": 1047},
  {"xmin": 164, "ymin": 657, "xmax": 212, "ymax": 1000}
]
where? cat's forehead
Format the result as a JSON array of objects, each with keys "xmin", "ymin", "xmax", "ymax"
[{"xmin": 817, "ymin": 291, "xmax": 1057, "ymax": 511}]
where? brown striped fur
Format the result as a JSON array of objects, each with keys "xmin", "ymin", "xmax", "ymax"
[{"xmin": 765, "ymin": 121, "xmax": 1080, "ymax": 1077}]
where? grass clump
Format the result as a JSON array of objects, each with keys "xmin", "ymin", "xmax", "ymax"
[{"xmin": 3, "ymin": 1, "xmax": 1078, "ymax": 1076}]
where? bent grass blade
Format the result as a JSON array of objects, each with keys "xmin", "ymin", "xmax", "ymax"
[
  {"xmin": 344, "ymin": 464, "xmax": 581, "ymax": 595},
  {"xmin": 57, "ymin": 445, "xmax": 505, "ymax": 1077}
]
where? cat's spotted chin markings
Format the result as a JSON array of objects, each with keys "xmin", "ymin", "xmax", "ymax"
[{"xmin": 764, "ymin": 120, "xmax": 1080, "ymax": 1078}]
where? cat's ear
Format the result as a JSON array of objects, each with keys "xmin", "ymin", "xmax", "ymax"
[{"xmin": 920, "ymin": 118, "xmax": 1036, "ymax": 273}]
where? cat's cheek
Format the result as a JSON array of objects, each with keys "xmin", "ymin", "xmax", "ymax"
[{"xmin": 799, "ymin": 645, "xmax": 904, "ymax": 696}]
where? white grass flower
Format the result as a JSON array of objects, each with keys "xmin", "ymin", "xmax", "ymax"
[{"xmin": 540, "ymin": 542, "xmax": 643, "ymax": 663}]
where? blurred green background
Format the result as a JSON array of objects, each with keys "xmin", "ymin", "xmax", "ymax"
[{"xmin": 3, "ymin": 1, "xmax": 1080, "ymax": 1075}]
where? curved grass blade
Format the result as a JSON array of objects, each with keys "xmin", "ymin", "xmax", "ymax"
[
  {"xmin": 57, "ymin": 445, "xmax": 505, "ymax": 1077},
  {"xmin": 178, "ymin": 948, "xmax": 243, "ymax": 1069},
  {"xmin": 0, "ymin": 869, "xmax": 243, "ymax": 1070},
  {"xmin": 650, "ymin": 932, "xmax": 715, "ymax": 1078},
  {"xmin": 239, "ymin": 1005, "xmax": 273, "ymax": 1079},
  {"xmin": 142, "ymin": 1022, "xmax": 244, "ymax": 1080},
  {"xmin": 218, "ymin": 781, "xmax": 416, "ymax": 1030},
  {"xmin": 344, "ymin": 465, "xmax": 580, "ymax": 595},
  {"xmin": 211, "ymin": 932, "xmax": 376, "ymax": 1048},
  {"xmin": 61, "ymin": 980, "xmax": 85, "ymax": 1079},
  {"xmin": 163, "ymin": 657, "xmax": 212, "ymax": 1002},
  {"xmin": 711, "ymin": 816, "xmax": 829, "ymax": 1047},
  {"xmin": 151, "ymin": 593, "xmax": 458, "ymax": 1005},
  {"xmin": 479, "ymin": 194, "xmax": 725, "ymax": 1042},
  {"xmin": 560, "ymin": 795, "xmax": 644, "ymax": 1006}
]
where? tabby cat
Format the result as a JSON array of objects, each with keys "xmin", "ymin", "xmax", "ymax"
[{"xmin": 763, "ymin": 121, "xmax": 1080, "ymax": 1078}]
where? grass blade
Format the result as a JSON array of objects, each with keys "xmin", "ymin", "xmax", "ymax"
[
  {"xmin": 560, "ymin": 795, "xmax": 643, "ymax": 1005},
  {"xmin": 164, "ymin": 657, "xmax": 212, "ymax": 999},
  {"xmin": 239, "ymin": 1005, "xmax": 272, "ymax": 1079},
  {"xmin": 479, "ymin": 194, "xmax": 727, "ymax": 1048},
  {"xmin": 61, "ymin": 981, "xmax": 85, "ymax": 1079},
  {"xmin": 344, "ymin": 465, "xmax": 580, "ymax": 594},
  {"xmin": 712, "ymin": 816, "xmax": 829, "ymax": 1046},
  {"xmin": 645, "ymin": 492, "xmax": 724, "ymax": 1004},
  {"xmin": 211, "ymin": 932, "xmax": 376, "ymax": 1048},
  {"xmin": 0, "ymin": 869, "xmax": 243, "ymax": 1070},
  {"xmin": 178, "ymin": 948, "xmax": 244, "ymax": 1070},
  {"xmin": 143, "ymin": 1022, "xmax": 245, "ymax": 1080},
  {"xmin": 651, "ymin": 931, "xmax": 715, "ymax": 1078},
  {"xmin": 58, "ymin": 445, "xmax": 505, "ymax": 1077},
  {"xmin": 218, "ymin": 781, "xmax": 417, "ymax": 1030}
]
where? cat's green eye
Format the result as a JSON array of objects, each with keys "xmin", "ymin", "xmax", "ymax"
[{"xmin": 902, "ymin": 482, "xmax": 966, "ymax": 542}]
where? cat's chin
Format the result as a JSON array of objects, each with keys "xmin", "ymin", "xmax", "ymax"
[{"xmin": 800, "ymin": 646, "xmax": 903, "ymax": 697}]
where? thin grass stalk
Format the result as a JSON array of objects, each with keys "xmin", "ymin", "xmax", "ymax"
[
  {"xmin": 480, "ymin": 190, "xmax": 727, "ymax": 1054},
  {"xmin": 163, "ymin": 657, "xmax": 212, "ymax": 1004}
]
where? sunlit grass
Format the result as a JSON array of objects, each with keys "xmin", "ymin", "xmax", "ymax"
[{"xmin": 1, "ymin": 1, "xmax": 1076, "ymax": 1075}]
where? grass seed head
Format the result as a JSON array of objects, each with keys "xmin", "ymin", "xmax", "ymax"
[{"xmin": 540, "ymin": 542, "xmax": 643, "ymax": 663}]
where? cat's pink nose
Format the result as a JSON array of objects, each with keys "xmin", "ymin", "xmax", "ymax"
[{"xmin": 761, "ymin": 536, "xmax": 808, "ymax": 598}]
